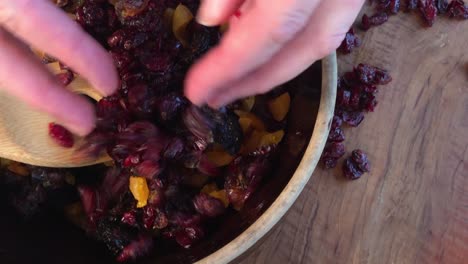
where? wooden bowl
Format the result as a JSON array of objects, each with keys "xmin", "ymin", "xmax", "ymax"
[
  {"xmin": 0, "ymin": 53, "xmax": 337, "ymax": 264},
  {"xmin": 197, "ymin": 53, "xmax": 337, "ymax": 263}
]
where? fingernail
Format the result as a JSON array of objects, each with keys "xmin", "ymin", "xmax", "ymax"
[{"xmin": 196, "ymin": 0, "xmax": 222, "ymax": 26}]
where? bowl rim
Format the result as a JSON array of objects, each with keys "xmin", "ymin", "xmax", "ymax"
[{"xmin": 196, "ymin": 53, "xmax": 338, "ymax": 264}]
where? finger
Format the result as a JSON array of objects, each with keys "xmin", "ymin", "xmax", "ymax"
[
  {"xmin": 185, "ymin": 0, "xmax": 321, "ymax": 105},
  {"xmin": 197, "ymin": 0, "xmax": 245, "ymax": 26},
  {"xmin": 0, "ymin": 0, "xmax": 118, "ymax": 96},
  {"xmin": 207, "ymin": 0, "xmax": 365, "ymax": 107},
  {"xmin": 0, "ymin": 29, "xmax": 96, "ymax": 136}
]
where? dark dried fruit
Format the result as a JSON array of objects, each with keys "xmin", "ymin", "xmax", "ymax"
[
  {"xmin": 343, "ymin": 149, "xmax": 371, "ymax": 180},
  {"xmin": 193, "ymin": 193, "xmax": 225, "ymax": 217},
  {"xmin": 116, "ymin": 234, "xmax": 153, "ymax": 262},
  {"xmin": 436, "ymin": 0, "xmax": 449, "ymax": 14},
  {"xmin": 56, "ymin": 70, "xmax": 74, "ymax": 86},
  {"xmin": 419, "ymin": 0, "xmax": 438, "ymax": 26},
  {"xmin": 354, "ymin": 64, "xmax": 392, "ymax": 85},
  {"xmin": 447, "ymin": 0, "xmax": 468, "ymax": 19},
  {"xmin": 338, "ymin": 28, "xmax": 361, "ymax": 54},
  {"xmin": 362, "ymin": 12, "xmax": 389, "ymax": 30},
  {"xmin": 49, "ymin": 123, "xmax": 74, "ymax": 148}
]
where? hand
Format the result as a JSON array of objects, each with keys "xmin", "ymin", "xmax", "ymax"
[
  {"xmin": 0, "ymin": 0, "xmax": 118, "ymax": 136},
  {"xmin": 185, "ymin": 0, "xmax": 365, "ymax": 107}
]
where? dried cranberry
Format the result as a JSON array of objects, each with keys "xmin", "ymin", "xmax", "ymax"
[
  {"xmin": 56, "ymin": 70, "xmax": 74, "ymax": 86},
  {"xmin": 342, "ymin": 149, "xmax": 371, "ymax": 180},
  {"xmin": 407, "ymin": 0, "xmax": 418, "ymax": 10},
  {"xmin": 225, "ymin": 156, "xmax": 270, "ymax": 210},
  {"xmin": 337, "ymin": 89, "xmax": 351, "ymax": 108},
  {"xmin": 436, "ymin": 0, "xmax": 449, "ymax": 13},
  {"xmin": 341, "ymin": 111, "xmax": 365, "ymax": 127},
  {"xmin": 361, "ymin": 12, "xmax": 389, "ymax": 30},
  {"xmin": 193, "ymin": 193, "xmax": 225, "ymax": 217},
  {"xmin": 338, "ymin": 28, "xmax": 361, "ymax": 54},
  {"xmin": 354, "ymin": 64, "xmax": 392, "ymax": 85},
  {"xmin": 351, "ymin": 149, "xmax": 371, "ymax": 172},
  {"xmin": 121, "ymin": 211, "xmax": 138, "ymax": 227},
  {"xmin": 322, "ymin": 142, "xmax": 346, "ymax": 159},
  {"xmin": 48, "ymin": 123, "xmax": 74, "ymax": 148},
  {"xmin": 419, "ymin": 0, "xmax": 438, "ymax": 26},
  {"xmin": 116, "ymin": 234, "xmax": 153, "ymax": 262},
  {"xmin": 343, "ymin": 158, "xmax": 364, "ymax": 180},
  {"xmin": 447, "ymin": 0, "xmax": 468, "ymax": 19}
]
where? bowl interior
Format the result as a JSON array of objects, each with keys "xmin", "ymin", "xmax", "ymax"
[{"xmin": 0, "ymin": 62, "xmax": 324, "ymax": 264}]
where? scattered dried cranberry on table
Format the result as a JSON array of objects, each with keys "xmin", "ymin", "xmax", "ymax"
[
  {"xmin": 363, "ymin": 0, "xmax": 467, "ymax": 28},
  {"xmin": 320, "ymin": 64, "xmax": 391, "ymax": 178},
  {"xmin": 343, "ymin": 149, "xmax": 371, "ymax": 180},
  {"xmin": 338, "ymin": 28, "xmax": 362, "ymax": 54}
]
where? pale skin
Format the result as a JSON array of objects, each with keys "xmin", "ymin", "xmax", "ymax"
[{"xmin": 0, "ymin": 0, "xmax": 365, "ymax": 136}]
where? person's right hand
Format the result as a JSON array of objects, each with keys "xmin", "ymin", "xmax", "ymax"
[{"xmin": 0, "ymin": 0, "xmax": 118, "ymax": 136}]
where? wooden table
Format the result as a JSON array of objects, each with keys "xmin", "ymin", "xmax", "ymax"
[{"xmin": 236, "ymin": 7, "xmax": 468, "ymax": 264}]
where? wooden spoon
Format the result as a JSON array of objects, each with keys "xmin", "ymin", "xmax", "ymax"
[{"xmin": 0, "ymin": 62, "xmax": 111, "ymax": 168}]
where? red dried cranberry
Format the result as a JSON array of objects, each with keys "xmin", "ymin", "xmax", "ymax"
[
  {"xmin": 116, "ymin": 234, "xmax": 153, "ymax": 262},
  {"xmin": 343, "ymin": 158, "xmax": 364, "ymax": 180},
  {"xmin": 351, "ymin": 149, "xmax": 371, "ymax": 172},
  {"xmin": 361, "ymin": 12, "xmax": 389, "ymax": 30},
  {"xmin": 338, "ymin": 28, "xmax": 361, "ymax": 54},
  {"xmin": 193, "ymin": 193, "xmax": 225, "ymax": 217},
  {"xmin": 48, "ymin": 123, "xmax": 74, "ymax": 148},
  {"xmin": 436, "ymin": 0, "xmax": 449, "ymax": 13},
  {"xmin": 419, "ymin": 0, "xmax": 438, "ymax": 26},
  {"xmin": 447, "ymin": 0, "xmax": 468, "ymax": 19},
  {"xmin": 142, "ymin": 206, "xmax": 156, "ymax": 229},
  {"xmin": 134, "ymin": 160, "xmax": 162, "ymax": 179},
  {"xmin": 341, "ymin": 111, "xmax": 365, "ymax": 127},
  {"xmin": 225, "ymin": 156, "xmax": 270, "ymax": 209},
  {"xmin": 337, "ymin": 89, "xmax": 351, "ymax": 108},
  {"xmin": 322, "ymin": 142, "xmax": 346, "ymax": 159},
  {"xmin": 360, "ymin": 93, "xmax": 378, "ymax": 112},
  {"xmin": 407, "ymin": 0, "xmax": 418, "ymax": 10},
  {"xmin": 354, "ymin": 64, "xmax": 392, "ymax": 85},
  {"xmin": 121, "ymin": 210, "xmax": 138, "ymax": 227},
  {"xmin": 153, "ymin": 209, "xmax": 168, "ymax": 229},
  {"xmin": 328, "ymin": 127, "xmax": 345, "ymax": 142},
  {"xmin": 389, "ymin": 0, "xmax": 401, "ymax": 13},
  {"xmin": 342, "ymin": 149, "xmax": 371, "ymax": 180},
  {"xmin": 56, "ymin": 70, "xmax": 74, "ymax": 86},
  {"xmin": 322, "ymin": 158, "xmax": 338, "ymax": 169}
]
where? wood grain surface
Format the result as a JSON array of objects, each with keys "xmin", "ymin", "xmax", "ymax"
[{"xmin": 235, "ymin": 7, "xmax": 468, "ymax": 264}]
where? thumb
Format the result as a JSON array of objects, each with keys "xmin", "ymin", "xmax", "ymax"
[{"xmin": 197, "ymin": 0, "xmax": 245, "ymax": 26}]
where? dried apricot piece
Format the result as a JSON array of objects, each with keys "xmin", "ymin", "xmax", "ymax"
[
  {"xmin": 172, "ymin": 4, "xmax": 193, "ymax": 46},
  {"xmin": 268, "ymin": 93, "xmax": 291, "ymax": 121},
  {"xmin": 129, "ymin": 176, "xmax": 150, "ymax": 208},
  {"xmin": 201, "ymin": 183, "xmax": 219, "ymax": 194},
  {"xmin": 209, "ymin": 189, "xmax": 229, "ymax": 208},
  {"xmin": 205, "ymin": 150, "xmax": 234, "ymax": 167}
]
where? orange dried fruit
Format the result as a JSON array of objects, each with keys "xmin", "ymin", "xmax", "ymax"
[
  {"xmin": 240, "ymin": 96, "xmax": 255, "ymax": 112},
  {"xmin": 184, "ymin": 173, "xmax": 209, "ymax": 188},
  {"xmin": 7, "ymin": 162, "xmax": 30, "ymax": 177},
  {"xmin": 209, "ymin": 190, "xmax": 229, "ymax": 208},
  {"xmin": 129, "ymin": 176, "xmax": 150, "ymax": 208},
  {"xmin": 234, "ymin": 110, "xmax": 266, "ymax": 131},
  {"xmin": 201, "ymin": 183, "xmax": 219, "ymax": 194},
  {"xmin": 268, "ymin": 92, "xmax": 291, "ymax": 121},
  {"xmin": 205, "ymin": 150, "xmax": 234, "ymax": 167},
  {"xmin": 172, "ymin": 4, "xmax": 193, "ymax": 46},
  {"xmin": 260, "ymin": 130, "xmax": 285, "ymax": 147}
]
